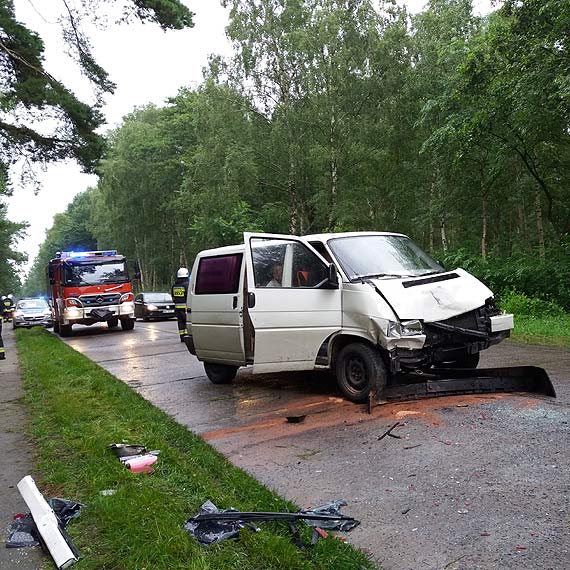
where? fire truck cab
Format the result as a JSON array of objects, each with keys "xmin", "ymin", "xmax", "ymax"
[{"xmin": 47, "ymin": 250, "xmax": 136, "ymax": 337}]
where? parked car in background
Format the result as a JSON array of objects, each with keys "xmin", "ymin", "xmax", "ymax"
[
  {"xmin": 13, "ymin": 298, "xmax": 53, "ymax": 329},
  {"xmin": 134, "ymin": 292, "xmax": 176, "ymax": 321}
]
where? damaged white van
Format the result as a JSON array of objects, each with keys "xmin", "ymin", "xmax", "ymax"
[{"xmin": 185, "ymin": 232, "xmax": 517, "ymax": 402}]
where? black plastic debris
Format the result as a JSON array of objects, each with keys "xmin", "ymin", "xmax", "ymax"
[
  {"xmin": 299, "ymin": 500, "xmax": 360, "ymax": 531},
  {"xmin": 184, "ymin": 500, "xmax": 260, "ymax": 546},
  {"xmin": 6, "ymin": 514, "xmax": 40, "ymax": 548},
  {"xmin": 184, "ymin": 499, "xmax": 359, "ymax": 547},
  {"xmin": 5, "ymin": 498, "xmax": 84, "ymax": 550},
  {"xmin": 49, "ymin": 498, "xmax": 85, "ymax": 528},
  {"xmin": 108, "ymin": 443, "xmax": 147, "ymax": 458}
]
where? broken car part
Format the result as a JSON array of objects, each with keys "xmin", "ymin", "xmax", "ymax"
[
  {"xmin": 17, "ymin": 476, "xmax": 80, "ymax": 569},
  {"xmin": 368, "ymin": 365, "xmax": 556, "ymax": 411},
  {"xmin": 185, "ymin": 499, "xmax": 359, "ymax": 546}
]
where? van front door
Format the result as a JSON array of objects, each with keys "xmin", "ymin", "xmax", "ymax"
[
  {"xmin": 191, "ymin": 252, "xmax": 246, "ymax": 365},
  {"xmin": 244, "ymin": 233, "xmax": 342, "ymax": 373}
]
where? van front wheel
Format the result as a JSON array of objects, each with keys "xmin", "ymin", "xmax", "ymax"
[
  {"xmin": 204, "ymin": 363, "xmax": 238, "ymax": 385},
  {"xmin": 336, "ymin": 343, "xmax": 387, "ymax": 403}
]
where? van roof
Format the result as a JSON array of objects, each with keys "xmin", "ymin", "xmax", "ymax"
[
  {"xmin": 303, "ymin": 231, "xmax": 407, "ymax": 241},
  {"xmin": 197, "ymin": 231, "xmax": 408, "ymax": 257}
]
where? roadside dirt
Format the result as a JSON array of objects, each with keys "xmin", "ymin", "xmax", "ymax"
[
  {"xmin": 0, "ymin": 326, "xmax": 43, "ymax": 569},
  {"xmin": 64, "ymin": 321, "xmax": 570, "ymax": 570}
]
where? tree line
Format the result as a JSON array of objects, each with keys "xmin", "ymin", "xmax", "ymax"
[{"xmin": 22, "ymin": 0, "xmax": 570, "ymax": 306}]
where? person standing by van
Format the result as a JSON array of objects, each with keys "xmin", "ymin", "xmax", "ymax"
[
  {"xmin": 0, "ymin": 316, "xmax": 5, "ymax": 360},
  {"xmin": 171, "ymin": 268, "xmax": 190, "ymax": 341}
]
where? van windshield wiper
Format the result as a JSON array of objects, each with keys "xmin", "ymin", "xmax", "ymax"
[
  {"xmin": 416, "ymin": 270, "xmax": 445, "ymax": 277},
  {"xmin": 351, "ymin": 273, "xmax": 412, "ymax": 282}
]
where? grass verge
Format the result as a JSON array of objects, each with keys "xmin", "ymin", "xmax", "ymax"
[
  {"xmin": 509, "ymin": 315, "xmax": 570, "ymax": 349},
  {"xmin": 16, "ymin": 328, "xmax": 374, "ymax": 570}
]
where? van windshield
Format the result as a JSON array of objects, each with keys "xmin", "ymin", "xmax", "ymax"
[{"xmin": 327, "ymin": 235, "xmax": 443, "ymax": 281}]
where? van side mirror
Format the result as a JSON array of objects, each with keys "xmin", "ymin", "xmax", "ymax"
[{"xmin": 327, "ymin": 263, "xmax": 339, "ymax": 289}]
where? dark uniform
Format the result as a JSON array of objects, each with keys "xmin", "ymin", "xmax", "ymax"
[
  {"xmin": 2, "ymin": 295, "xmax": 14, "ymax": 322},
  {"xmin": 171, "ymin": 275, "xmax": 190, "ymax": 341},
  {"xmin": 0, "ymin": 316, "xmax": 4, "ymax": 360}
]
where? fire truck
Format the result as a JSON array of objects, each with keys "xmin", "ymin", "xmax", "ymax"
[{"xmin": 47, "ymin": 250, "xmax": 136, "ymax": 337}]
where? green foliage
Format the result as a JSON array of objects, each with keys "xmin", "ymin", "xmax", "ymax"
[
  {"xmin": 498, "ymin": 290, "xmax": 566, "ymax": 318},
  {"xmin": 441, "ymin": 239, "xmax": 570, "ymax": 310},
  {"xmin": 0, "ymin": 0, "xmax": 193, "ymax": 178},
  {"xmin": 16, "ymin": 328, "xmax": 374, "ymax": 570}
]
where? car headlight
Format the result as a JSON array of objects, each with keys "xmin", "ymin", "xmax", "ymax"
[
  {"xmin": 14, "ymin": 310, "xmax": 24, "ymax": 318},
  {"xmin": 146, "ymin": 304, "xmax": 158, "ymax": 311},
  {"xmin": 387, "ymin": 319, "xmax": 423, "ymax": 338}
]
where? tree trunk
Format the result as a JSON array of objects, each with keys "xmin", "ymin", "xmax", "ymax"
[
  {"xmin": 429, "ymin": 176, "xmax": 435, "ymax": 253},
  {"xmin": 481, "ymin": 186, "xmax": 487, "ymax": 259},
  {"xmin": 535, "ymin": 188, "xmax": 545, "ymax": 258},
  {"xmin": 440, "ymin": 217, "xmax": 448, "ymax": 253},
  {"xmin": 328, "ymin": 106, "xmax": 338, "ymax": 229}
]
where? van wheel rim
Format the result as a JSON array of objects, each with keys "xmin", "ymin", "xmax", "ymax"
[{"xmin": 345, "ymin": 355, "xmax": 368, "ymax": 390}]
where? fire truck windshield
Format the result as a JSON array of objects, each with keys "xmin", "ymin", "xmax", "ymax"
[{"xmin": 64, "ymin": 261, "xmax": 129, "ymax": 286}]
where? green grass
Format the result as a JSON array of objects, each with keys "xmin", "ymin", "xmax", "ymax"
[
  {"xmin": 509, "ymin": 314, "xmax": 570, "ymax": 349},
  {"xmin": 16, "ymin": 328, "xmax": 374, "ymax": 570}
]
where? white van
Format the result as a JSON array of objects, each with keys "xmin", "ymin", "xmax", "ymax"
[{"xmin": 185, "ymin": 232, "xmax": 514, "ymax": 402}]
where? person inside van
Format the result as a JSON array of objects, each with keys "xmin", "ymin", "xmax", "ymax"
[{"xmin": 267, "ymin": 264, "xmax": 283, "ymax": 287}]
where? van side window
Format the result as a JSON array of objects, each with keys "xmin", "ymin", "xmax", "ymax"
[
  {"xmin": 195, "ymin": 254, "xmax": 242, "ymax": 295},
  {"xmin": 251, "ymin": 238, "xmax": 327, "ymax": 288}
]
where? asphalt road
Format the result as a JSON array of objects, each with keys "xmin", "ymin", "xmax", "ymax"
[{"xmin": 62, "ymin": 320, "xmax": 570, "ymax": 570}]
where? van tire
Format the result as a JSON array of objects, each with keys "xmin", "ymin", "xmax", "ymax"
[
  {"xmin": 204, "ymin": 363, "xmax": 238, "ymax": 385},
  {"xmin": 336, "ymin": 342, "xmax": 387, "ymax": 403}
]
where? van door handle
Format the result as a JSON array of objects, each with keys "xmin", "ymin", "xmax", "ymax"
[
  {"xmin": 247, "ymin": 292, "xmax": 256, "ymax": 308},
  {"xmin": 232, "ymin": 296, "xmax": 238, "ymax": 309}
]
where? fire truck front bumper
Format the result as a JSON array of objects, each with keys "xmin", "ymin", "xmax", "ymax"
[{"xmin": 63, "ymin": 303, "xmax": 135, "ymax": 324}]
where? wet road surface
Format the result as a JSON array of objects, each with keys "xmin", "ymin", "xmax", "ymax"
[{"xmin": 63, "ymin": 320, "xmax": 570, "ymax": 570}]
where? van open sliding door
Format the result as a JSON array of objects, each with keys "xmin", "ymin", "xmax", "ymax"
[{"xmin": 244, "ymin": 233, "xmax": 342, "ymax": 373}]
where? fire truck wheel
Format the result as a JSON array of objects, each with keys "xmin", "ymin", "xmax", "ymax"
[
  {"xmin": 60, "ymin": 324, "xmax": 73, "ymax": 337},
  {"xmin": 121, "ymin": 318, "xmax": 135, "ymax": 331},
  {"xmin": 53, "ymin": 320, "xmax": 60, "ymax": 333},
  {"xmin": 107, "ymin": 318, "xmax": 119, "ymax": 328}
]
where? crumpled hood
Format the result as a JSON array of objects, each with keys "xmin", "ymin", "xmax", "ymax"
[{"xmin": 370, "ymin": 268, "xmax": 493, "ymax": 322}]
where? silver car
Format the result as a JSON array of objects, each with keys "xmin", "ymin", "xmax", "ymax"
[{"xmin": 13, "ymin": 298, "xmax": 53, "ymax": 329}]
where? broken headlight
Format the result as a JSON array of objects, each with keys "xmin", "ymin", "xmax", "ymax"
[{"xmin": 387, "ymin": 319, "xmax": 423, "ymax": 338}]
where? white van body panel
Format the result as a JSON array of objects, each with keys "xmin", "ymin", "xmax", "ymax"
[
  {"xmin": 244, "ymin": 232, "xmax": 342, "ymax": 373},
  {"xmin": 190, "ymin": 248, "xmax": 246, "ymax": 365},
  {"xmin": 371, "ymin": 268, "xmax": 493, "ymax": 322}
]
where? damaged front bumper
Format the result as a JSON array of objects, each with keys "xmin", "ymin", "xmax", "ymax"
[{"xmin": 382, "ymin": 304, "xmax": 513, "ymax": 373}]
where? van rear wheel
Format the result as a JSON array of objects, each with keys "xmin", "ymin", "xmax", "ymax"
[
  {"xmin": 204, "ymin": 363, "xmax": 238, "ymax": 385},
  {"xmin": 336, "ymin": 342, "xmax": 387, "ymax": 403}
]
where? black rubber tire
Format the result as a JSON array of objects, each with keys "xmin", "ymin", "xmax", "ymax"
[
  {"xmin": 336, "ymin": 342, "xmax": 387, "ymax": 403},
  {"xmin": 59, "ymin": 324, "xmax": 73, "ymax": 337},
  {"xmin": 107, "ymin": 318, "xmax": 119, "ymax": 328},
  {"xmin": 143, "ymin": 316, "xmax": 150, "ymax": 322},
  {"xmin": 204, "ymin": 362, "xmax": 238, "ymax": 385},
  {"xmin": 53, "ymin": 320, "xmax": 60, "ymax": 333},
  {"xmin": 440, "ymin": 352, "xmax": 480, "ymax": 369},
  {"xmin": 120, "ymin": 318, "xmax": 135, "ymax": 331}
]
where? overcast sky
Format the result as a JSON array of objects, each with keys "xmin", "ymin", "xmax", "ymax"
[{"xmin": 8, "ymin": 0, "xmax": 496, "ymax": 275}]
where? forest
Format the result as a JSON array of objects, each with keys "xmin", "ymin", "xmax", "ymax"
[{"xmin": 14, "ymin": 0, "xmax": 570, "ymax": 312}]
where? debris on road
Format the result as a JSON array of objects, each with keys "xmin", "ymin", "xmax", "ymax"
[
  {"xmin": 184, "ymin": 499, "xmax": 360, "ymax": 547},
  {"xmin": 286, "ymin": 415, "xmax": 307, "ymax": 423},
  {"xmin": 403, "ymin": 444, "xmax": 422, "ymax": 450},
  {"xmin": 377, "ymin": 422, "xmax": 402, "ymax": 441}
]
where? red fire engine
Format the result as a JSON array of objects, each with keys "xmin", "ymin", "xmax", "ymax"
[{"xmin": 47, "ymin": 250, "xmax": 136, "ymax": 337}]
